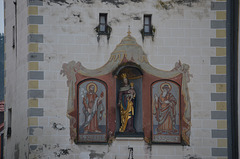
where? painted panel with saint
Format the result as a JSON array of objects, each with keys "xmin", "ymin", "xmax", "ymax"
[
  {"xmin": 152, "ymin": 81, "xmax": 181, "ymax": 143},
  {"xmin": 78, "ymin": 80, "xmax": 107, "ymax": 142}
]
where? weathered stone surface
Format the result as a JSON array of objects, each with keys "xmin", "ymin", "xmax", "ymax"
[{"xmin": 4, "ymin": 0, "xmax": 228, "ymax": 158}]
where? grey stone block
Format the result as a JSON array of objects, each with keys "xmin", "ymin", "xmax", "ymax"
[
  {"xmin": 28, "ymin": 0, "xmax": 43, "ymax": 6},
  {"xmin": 28, "ymin": 34, "xmax": 43, "ymax": 43},
  {"xmin": 211, "ymin": 20, "xmax": 226, "ymax": 29},
  {"xmin": 29, "ymin": 145, "xmax": 38, "ymax": 150},
  {"xmin": 211, "ymin": 2, "xmax": 226, "ymax": 10},
  {"xmin": 212, "ymin": 148, "xmax": 227, "ymax": 156},
  {"xmin": 211, "ymin": 111, "xmax": 227, "ymax": 119},
  {"xmin": 28, "ymin": 71, "xmax": 44, "ymax": 80},
  {"xmin": 28, "ymin": 108, "xmax": 44, "ymax": 117},
  {"xmin": 211, "ymin": 75, "xmax": 226, "ymax": 83},
  {"xmin": 211, "ymin": 57, "xmax": 226, "ymax": 65},
  {"xmin": 211, "ymin": 39, "xmax": 226, "ymax": 47},
  {"xmin": 28, "ymin": 53, "xmax": 44, "ymax": 61},
  {"xmin": 29, "ymin": 126, "xmax": 43, "ymax": 135},
  {"xmin": 28, "ymin": 90, "xmax": 44, "ymax": 98},
  {"xmin": 211, "ymin": 93, "xmax": 226, "ymax": 101},
  {"xmin": 28, "ymin": 16, "xmax": 43, "ymax": 24},
  {"xmin": 212, "ymin": 130, "xmax": 227, "ymax": 138},
  {"xmin": 29, "ymin": 145, "xmax": 43, "ymax": 152}
]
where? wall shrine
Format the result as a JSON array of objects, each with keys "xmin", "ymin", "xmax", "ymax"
[{"xmin": 61, "ymin": 32, "xmax": 192, "ymax": 145}]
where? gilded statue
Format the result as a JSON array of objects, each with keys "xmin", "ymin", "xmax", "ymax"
[{"xmin": 118, "ymin": 73, "xmax": 136, "ymax": 133}]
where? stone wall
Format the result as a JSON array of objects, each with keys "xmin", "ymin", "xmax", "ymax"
[{"xmin": 4, "ymin": 0, "xmax": 29, "ymax": 158}]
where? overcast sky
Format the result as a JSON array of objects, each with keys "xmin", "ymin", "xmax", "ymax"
[{"xmin": 0, "ymin": 0, "xmax": 4, "ymax": 33}]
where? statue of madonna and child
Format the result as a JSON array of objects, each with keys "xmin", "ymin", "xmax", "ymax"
[{"xmin": 118, "ymin": 73, "xmax": 136, "ymax": 133}]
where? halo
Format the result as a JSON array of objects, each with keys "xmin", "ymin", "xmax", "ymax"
[
  {"xmin": 86, "ymin": 82, "xmax": 98, "ymax": 93},
  {"xmin": 160, "ymin": 82, "xmax": 172, "ymax": 92}
]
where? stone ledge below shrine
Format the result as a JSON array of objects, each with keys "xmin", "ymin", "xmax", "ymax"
[
  {"xmin": 115, "ymin": 132, "xmax": 144, "ymax": 141},
  {"xmin": 115, "ymin": 137, "xmax": 144, "ymax": 141}
]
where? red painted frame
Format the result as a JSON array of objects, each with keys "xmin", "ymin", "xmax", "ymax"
[
  {"xmin": 71, "ymin": 73, "xmax": 116, "ymax": 143},
  {"xmin": 141, "ymin": 72, "xmax": 183, "ymax": 142},
  {"xmin": 69, "ymin": 66, "xmax": 188, "ymax": 144}
]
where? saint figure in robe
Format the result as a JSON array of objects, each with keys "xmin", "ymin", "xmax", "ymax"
[
  {"xmin": 154, "ymin": 82, "xmax": 177, "ymax": 134},
  {"xmin": 82, "ymin": 82, "xmax": 104, "ymax": 133}
]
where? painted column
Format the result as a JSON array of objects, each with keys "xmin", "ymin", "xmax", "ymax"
[
  {"xmin": 27, "ymin": 0, "xmax": 44, "ymax": 157},
  {"xmin": 210, "ymin": 1, "xmax": 228, "ymax": 158}
]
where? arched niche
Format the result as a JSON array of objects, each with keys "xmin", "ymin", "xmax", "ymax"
[{"xmin": 113, "ymin": 62, "xmax": 144, "ymax": 136}]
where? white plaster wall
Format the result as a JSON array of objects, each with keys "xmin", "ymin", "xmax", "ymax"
[
  {"xmin": 3, "ymin": 0, "xmax": 218, "ymax": 158},
  {"xmin": 4, "ymin": 0, "xmax": 29, "ymax": 158}
]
